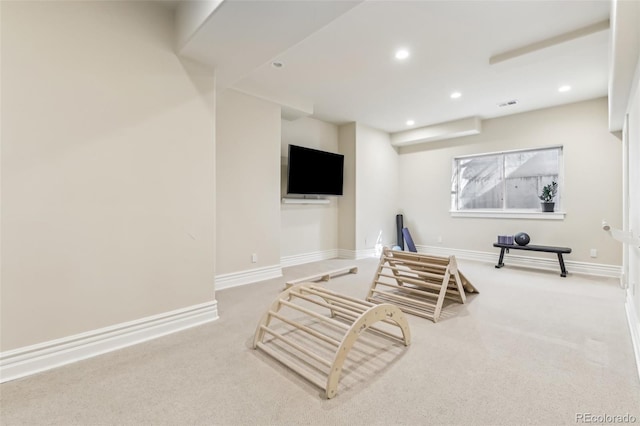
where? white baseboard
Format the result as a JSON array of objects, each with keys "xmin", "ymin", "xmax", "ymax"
[
  {"xmin": 0, "ymin": 301, "xmax": 218, "ymax": 384},
  {"xmin": 215, "ymin": 264, "xmax": 282, "ymax": 291},
  {"xmin": 280, "ymin": 249, "xmax": 339, "ymax": 268},
  {"xmin": 337, "ymin": 249, "xmax": 356, "ymax": 259},
  {"xmin": 415, "ymin": 245, "xmax": 622, "ymax": 278},
  {"xmin": 337, "ymin": 248, "xmax": 378, "ymax": 260},
  {"xmin": 625, "ymin": 290, "xmax": 640, "ymax": 381}
]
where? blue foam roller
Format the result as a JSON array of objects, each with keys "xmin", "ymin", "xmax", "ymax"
[{"xmin": 402, "ymin": 228, "xmax": 417, "ymax": 253}]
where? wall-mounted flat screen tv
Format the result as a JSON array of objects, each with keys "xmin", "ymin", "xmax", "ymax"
[{"xmin": 287, "ymin": 145, "xmax": 344, "ymax": 196}]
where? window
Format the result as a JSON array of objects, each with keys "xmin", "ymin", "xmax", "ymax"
[{"xmin": 451, "ymin": 146, "xmax": 563, "ymax": 216}]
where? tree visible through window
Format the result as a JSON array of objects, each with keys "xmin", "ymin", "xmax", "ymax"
[{"xmin": 451, "ymin": 146, "xmax": 562, "ymax": 211}]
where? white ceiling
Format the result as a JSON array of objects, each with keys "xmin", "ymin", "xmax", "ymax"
[{"xmin": 180, "ymin": 0, "xmax": 611, "ymax": 135}]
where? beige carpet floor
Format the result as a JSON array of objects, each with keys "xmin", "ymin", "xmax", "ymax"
[{"xmin": 1, "ymin": 257, "xmax": 639, "ymax": 425}]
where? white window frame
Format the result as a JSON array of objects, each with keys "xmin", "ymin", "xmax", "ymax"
[{"xmin": 450, "ymin": 145, "xmax": 565, "ymax": 220}]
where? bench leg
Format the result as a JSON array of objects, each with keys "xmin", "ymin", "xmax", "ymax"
[
  {"xmin": 495, "ymin": 248, "xmax": 506, "ymax": 269},
  {"xmin": 557, "ymin": 253, "xmax": 568, "ymax": 277}
]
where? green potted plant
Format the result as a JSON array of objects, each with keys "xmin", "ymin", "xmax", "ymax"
[{"xmin": 539, "ymin": 181, "xmax": 558, "ymax": 212}]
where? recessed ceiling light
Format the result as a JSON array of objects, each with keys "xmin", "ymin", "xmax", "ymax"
[
  {"xmin": 558, "ymin": 85, "xmax": 571, "ymax": 92},
  {"xmin": 406, "ymin": 120, "xmax": 415, "ymax": 126},
  {"xmin": 450, "ymin": 92, "xmax": 462, "ymax": 99},
  {"xmin": 498, "ymin": 99, "xmax": 519, "ymax": 107},
  {"xmin": 271, "ymin": 61, "xmax": 284, "ymax": 68},
  {"xmin": 395, "ymin": 49, "xmax": 410, "ymax": 60}
]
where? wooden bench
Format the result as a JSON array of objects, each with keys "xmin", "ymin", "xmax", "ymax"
[{"xmin": 493, "ymin": 243, "xmax": 572, "ymax": 277}]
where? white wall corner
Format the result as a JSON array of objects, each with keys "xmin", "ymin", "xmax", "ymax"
[
  {"xmin": 281, "ymin": 249, "xmax": 339, "ymax": 268},
  {"xmin": 625, "ymin": 289, "xmax": 640, "ymax": 381},
  {"xmin": 338, "ymin": 248, "xmax": 378, "ymax": 260},
  {"xmin": 281, "ymin": 104, "xmax": 314, "ymax": 121},
  {"xmin": 356, "ymin": 248, "xmax": 378, "ymax": 260},
  {"xmin": 338, "ymin": 249, "xmax": 357, "ymax": 260},
  {"xmin": 175, "ymin": 0, "xmax": 225, "ymax": 53},
  {"xmin": 215, "ymin": 264, "xmax": 283, "ymax": 291},
  {"xmin": 231, "ymin": 87, "xmax": 314, "ymax": 121},
  {"xmin": 608, "ymin": 0, "xmax": 640, "ymax": 132},
  {"xmin": 0, "ymin": 301, "xmax": 218, "ymax": 384}
]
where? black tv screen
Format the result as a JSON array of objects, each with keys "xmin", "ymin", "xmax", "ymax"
[{"xmin": 287, "ymin": 145, "xmax": 344, "ymax": 196}]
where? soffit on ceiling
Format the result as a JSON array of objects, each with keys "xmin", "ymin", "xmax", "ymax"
[{"xmin": 182, "ymin": 0, "xmax": 611, "ymax": 133}]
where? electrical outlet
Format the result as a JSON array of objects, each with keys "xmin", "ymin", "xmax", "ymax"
[
  {"xmin": 590, "ymin": 249, "xmax": 597, "ymax": 258},
  {"xmin": 251, "ymin": 253, "xmax": 258, "ymax": 263},
  {"xmin": 437, "ymin": 236, "xmax": 443, "ymax": 243}
]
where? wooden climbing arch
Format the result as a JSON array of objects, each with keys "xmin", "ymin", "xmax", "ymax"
[{"xmin": 253, "ymin": 283, "xmax": 411, "ymax": 399}]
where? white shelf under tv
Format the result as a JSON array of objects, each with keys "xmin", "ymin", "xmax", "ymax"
[{"xmin": 282, "ymin": 197, "xmax": 330, "ymax": 205}]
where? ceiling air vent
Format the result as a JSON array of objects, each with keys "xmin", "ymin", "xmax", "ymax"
[{"xmin": 498, "ymin": 100, "xmax": 519, "ymax": 107}]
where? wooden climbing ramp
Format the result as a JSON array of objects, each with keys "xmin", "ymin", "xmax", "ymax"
[
  {"xmin": 253, "ymin": 283, "xmax": 411, "ymax": 399},
  {"xmin": 366, "ymin": 248, "xmax": 478, "ymax": 323},
  {"xmin": 284, "ymin": 265, "xmax": 358, "ymax": 289}
]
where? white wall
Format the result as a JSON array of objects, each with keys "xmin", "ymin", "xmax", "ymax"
[
  {"xmin": 355, "ymin": 124, "xmax": 400, "ymax": 251},
  {"xmin": 336, "ymin": 122, "xmax": 399, "ymax": 257},
  {"xmin": 0, "ymin": 1, "xmax": 216, "ymax": 351},
  {"xmin": 338, "ymin": 123, "xmax": 357, "ymax": 253},
  {"xmin": 626, "ymin": 68, "xmax": 640, "ymax": 356},
  {"xmin": 398, "ymin": 98, "xmax": 622, "ymax": 265},
  {"xmin": 216, "ymin": 90, "xmax": 281, "ymax": 275},
  {"xmin": 280, "ymin": 118, "xmax": 339, "ymax": 260}
]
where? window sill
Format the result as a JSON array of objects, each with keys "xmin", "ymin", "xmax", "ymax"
[{"xmin": 450, "ymin": 210, "xmax": 566, "ymax": 220}]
